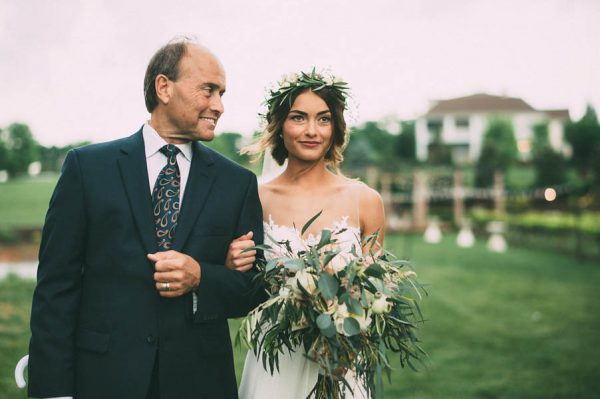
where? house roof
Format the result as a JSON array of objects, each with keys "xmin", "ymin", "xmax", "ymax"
[
  {"xmin": 542, "ymin": 109, "xmax": 570, "ymax": 119},
  {"xmin": 426, "ymin": 93, "xmax": 536, "ymax": 115}
]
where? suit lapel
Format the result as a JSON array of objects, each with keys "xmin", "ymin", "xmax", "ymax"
[
  {"xmin": 171, "ymin": 142, "xmax": 216, "ymax": 251},
  {"xmin": 117, "ymin": 129, "xmax": 158, "ymax": 255}
]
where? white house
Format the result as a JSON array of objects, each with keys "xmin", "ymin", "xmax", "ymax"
[{"xmin": 415, "ymin": 93, "xmax": 570, "ymax": 163}]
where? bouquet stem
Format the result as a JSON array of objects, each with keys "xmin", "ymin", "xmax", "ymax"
[{"xmin": 308, "ymin": 375, "xmax": 346, "ymax": 399}]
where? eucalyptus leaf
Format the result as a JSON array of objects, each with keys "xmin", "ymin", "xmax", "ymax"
[
  {"xmin": 321, "ymin": 323, "xmax": 336, "ymax": 338},
  {"xmin": 322, "ymin": 250, "xmax": 340, "ymax": 266},
  {"xmin": 284, "ymin": 258, "xmax": 304, "ymax": 270},
  {"xmin": 365, "ymin": 263, "xmax": 386, "ymax": 278},
  {"xmin": 360, "ymin": 289, "xmax": 371, "ymax": 307},
  {"xmin": 346, "ymin": 297, "xmax": 364, "ymax": 317},
  {"xmin": 316, "ymin": 313, "xmax": 333, "ymax": 330},
  {"xmin": 318, "ymin": 273, "xmax": 339, "ymax": 300},
  {"xmin": 338, "ymin": 292, "xmax": 349, "ymax": 304},
  {"xmin": 241, "ymin": 244, "xmax": 273, "ymax": 253},
  {"xmin": 368, "ymin": 278, "xmax": 385, "ymax": 292},
  {"xmin": 317, "ymin": 229, "xmax": 332, "ymax": 249},
  {"xmin": 301, "ymin": 210, "xmax": 323, "ymax": 235},
  {"xmin": 343, "ymin": 317, "xmax": 361, "ymax": 336},
  {"xmin": 265, "ymin": 258, "xmax": 281, "ymax": 272}
]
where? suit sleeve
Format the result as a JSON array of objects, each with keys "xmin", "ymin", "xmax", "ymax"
[
  {"xmin": 28, "ymin": 150, "xmax": 86, "ymax": 398},
  {"xmin": 193, "ymin": 173, "xmax": 267, "ymax": 321}
]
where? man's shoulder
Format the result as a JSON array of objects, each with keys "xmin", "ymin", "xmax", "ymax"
[{"xmin": 74, "ymin": 132, "xmax": 140, "ymax": 156}]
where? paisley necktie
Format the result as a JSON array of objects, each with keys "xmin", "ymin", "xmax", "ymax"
[{"xmin": 152, "ymin": 144, "xmax": 181, "ymax": 251}]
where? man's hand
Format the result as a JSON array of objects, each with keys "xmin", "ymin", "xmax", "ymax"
[
  {"xmin": 225, "ymin": 231, "xmax": 256, "ymax": 272},
  {"xmin": 147, "ymin": 251, "xmax": 201, "ymax": 297}
]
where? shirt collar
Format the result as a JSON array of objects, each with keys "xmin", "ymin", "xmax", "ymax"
[{"xmin": 142, "ymin": 123, "xmax": 193, "ymax": 162}]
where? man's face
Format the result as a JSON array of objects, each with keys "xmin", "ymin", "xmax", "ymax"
[{"xmin": 163, "ymin": 45, "xmax": 226, "ymax": 142}]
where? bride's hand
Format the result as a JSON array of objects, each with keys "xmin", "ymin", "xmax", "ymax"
[{"xmin": 225, "ymin": 231, "xmax": 256, "ymax": 272}]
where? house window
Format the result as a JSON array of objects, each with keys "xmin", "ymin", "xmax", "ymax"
[
  {"xmin": 455, "ymin": 117, "xmax": 469, "ymax": 128},
  {"xmin": 427, "ymin": 119, "xmax": 443, "ymax": 142}
]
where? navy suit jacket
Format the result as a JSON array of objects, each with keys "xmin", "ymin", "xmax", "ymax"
[{"xmin": 28, "ymin": 129, "xmax": 264, "ymax": 399}]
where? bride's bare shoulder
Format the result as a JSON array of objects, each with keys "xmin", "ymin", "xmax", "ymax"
[
  {"xmin": 258, "ymin": 180, "xmax": 290, "ymax": 206},
  {"xmin": 335, "ymin": 176, "xmax": 382, "ymax": 205}
]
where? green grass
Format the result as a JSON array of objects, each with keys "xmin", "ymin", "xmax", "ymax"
[
  {"xmin": 0, "ymin": 276, "xmax": 35, "ymax": 398},
  {"xmin": 0, "ymin": 175, "xmax": 58, "ymax": 229},
  {"xmin": 1, "ymin": 204, "xmax": 600, "ymax": 397}
]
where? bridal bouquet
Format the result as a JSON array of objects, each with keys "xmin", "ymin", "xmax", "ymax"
[{"xmin": 236, "ymin": 212, "xmax": 426, "ymax": 399}]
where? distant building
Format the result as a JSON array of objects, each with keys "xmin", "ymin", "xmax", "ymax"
[{"xmin": 415, "ymin": 93, "xmax": 570, "ymax": 163}]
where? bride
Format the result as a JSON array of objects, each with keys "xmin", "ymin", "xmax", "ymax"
[{"xmin": 225, "ymin": 70, "xmax": 385, "ymax": 399}]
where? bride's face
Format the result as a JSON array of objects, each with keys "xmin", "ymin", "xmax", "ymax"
[{"xmin": 282, "ymin": 90, "xmax": 333, "ymax": 164}]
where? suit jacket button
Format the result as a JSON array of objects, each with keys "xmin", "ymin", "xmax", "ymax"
[{"xmin": 146, "ymin": 335, "xmax": 156, "ymax": 344}]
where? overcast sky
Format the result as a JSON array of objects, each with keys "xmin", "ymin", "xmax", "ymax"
[{"xmin": 1, "ymin": 0, "xmax": 598, "ymax": 146}]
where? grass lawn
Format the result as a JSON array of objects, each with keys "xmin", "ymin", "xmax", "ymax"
[
  {"xmin": 3, "ymin": 234, "xmax": 598, "ymax": 398},
  {"xmin": 0, "ymin": 175, "xmax": 58, "ymax": 229}
]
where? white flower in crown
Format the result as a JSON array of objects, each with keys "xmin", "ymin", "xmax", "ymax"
[
  {"xmin": 278, "ymin": 73, "xmax": 300, "ymax": 89},
  {"xmin": 324, "ymin": 75, "xmax": 339, "ymax": 86}
]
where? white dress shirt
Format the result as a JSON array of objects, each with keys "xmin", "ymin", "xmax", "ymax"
[{"xmin": 143, "ymin": 123, "xmax": 192, "ymax": 203}]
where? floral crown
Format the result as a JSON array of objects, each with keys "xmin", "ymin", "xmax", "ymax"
[{"xmin": 263, "ymin": 68, "xmax": 349, "ymax": 120}]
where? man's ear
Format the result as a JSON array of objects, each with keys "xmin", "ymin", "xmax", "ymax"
[{"xmin": 155, "ymin": 74, "xmax": 172, "ymax": 105}]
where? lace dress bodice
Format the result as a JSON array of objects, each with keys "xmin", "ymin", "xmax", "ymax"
[{"xmin": 263, "ymin": 214, "xmax": 363, "ymax": 259}]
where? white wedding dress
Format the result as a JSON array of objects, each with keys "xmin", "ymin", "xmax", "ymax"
[{"xmin": 238, "ymin": 209, "xmax": 369, "ymax": 399}]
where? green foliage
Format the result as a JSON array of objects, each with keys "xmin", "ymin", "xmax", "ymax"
[
  {"xmin": 475, "ymin": 118, "xmax": 518, "ymax": 187},
  {"xmin": 426, "ymin": 142, "xmax": 453, "ymax": 165},
  {"xmin": 565, "ymin": 104, "xmax": 600, "ymax": 182},
  {"xmin": 0, "ymin": 123, "xmax": 39, "ymax": 176},
  {"xmin": 529, "ymin": 122, "xmax": 568, "ymax": 186},
  {"xmin": 0, "ymin": 134, "xmax": 8, "ymax": 171},
  {"xmin": 37, "ymin": 141, "xmax": 90, "ymax": 172},
  {"xmin": 470, "ymin": 208, "xmax": 600, "ymax": 234},
  {"xmin": 531, "ymin": 122, "xmax": 550, "ymax": 156},
  {"xmin": 344, "ymin": 121, "xmax": 416, "ymax": 171},
  {"xmin": 0, "ymin": 276, "xmax": 35, "ymax": 398},
  {"xmin": 342, "ymin": 134, "xmax": 377, "ymax": 169},
  {"xmin": 203, "ymin": 132, "xmax": 251, "ymax": 168},
  {"xmin": 396, "ymin": 121, "xmax": 416, "ymax": 162},
  {"xmin": 532, "ymin": 147, "xmax": 567, "ymax": 187}
]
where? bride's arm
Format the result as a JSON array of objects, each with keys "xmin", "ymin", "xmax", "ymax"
[
  {"xmin": 225, "ymin": 184, "xmax": 268, "ymax": 272},
  {"xmin": 359, "ymin": 184, "xmax": 385, "ymax": 253}
]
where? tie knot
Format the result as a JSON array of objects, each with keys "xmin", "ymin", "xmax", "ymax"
[{"xmin": 160, "ymin": 144, "xmax": 180, "ymax": 159}]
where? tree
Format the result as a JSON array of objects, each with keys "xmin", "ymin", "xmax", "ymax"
[
  {"xmin": 342, "ymin": 135, "xmax": 377, "ymax": 170},
  {"xmin": 565, "ymin": 105, "xmax": 600, "ymax": 179},
  {"xmin": 2, "ymin": 123, "xmax": 39, "ymax": 176},
  {"xmin": 533, "ymin": 147, "xmax": 567, "ymax": 187},
  {"xmin": 531, "ymin": 122, "xmax": 567, "ymax": 187},
  {"xmin": 204, "ymin": 132, "xmax": 251, "ymax": 167},
  {"xmin": 343, "ymin": 121, "xmax": 397, "ymax": 171},
  {"xmin": 531, "ymin": 122, "xmax": 550, "ymax": 156},
  {"xmin": 37, "ymin": 141, "xmax": 91, "ymax": 172},
  {"xmin": 0, "ymin": 128, "xmax": 8, "ymax": 171},
  {"xmin": 395, "ymin": 121, "xmax": 416, "ymax": 162},
  {"xmin": 475, "ymin": 118, "xmax": 518, "ymax": 187}
]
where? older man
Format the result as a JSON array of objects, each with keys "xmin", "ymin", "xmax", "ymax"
[{"xmin": 28, "ymin": 39, "xmax": 263, "ymax": 399}]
